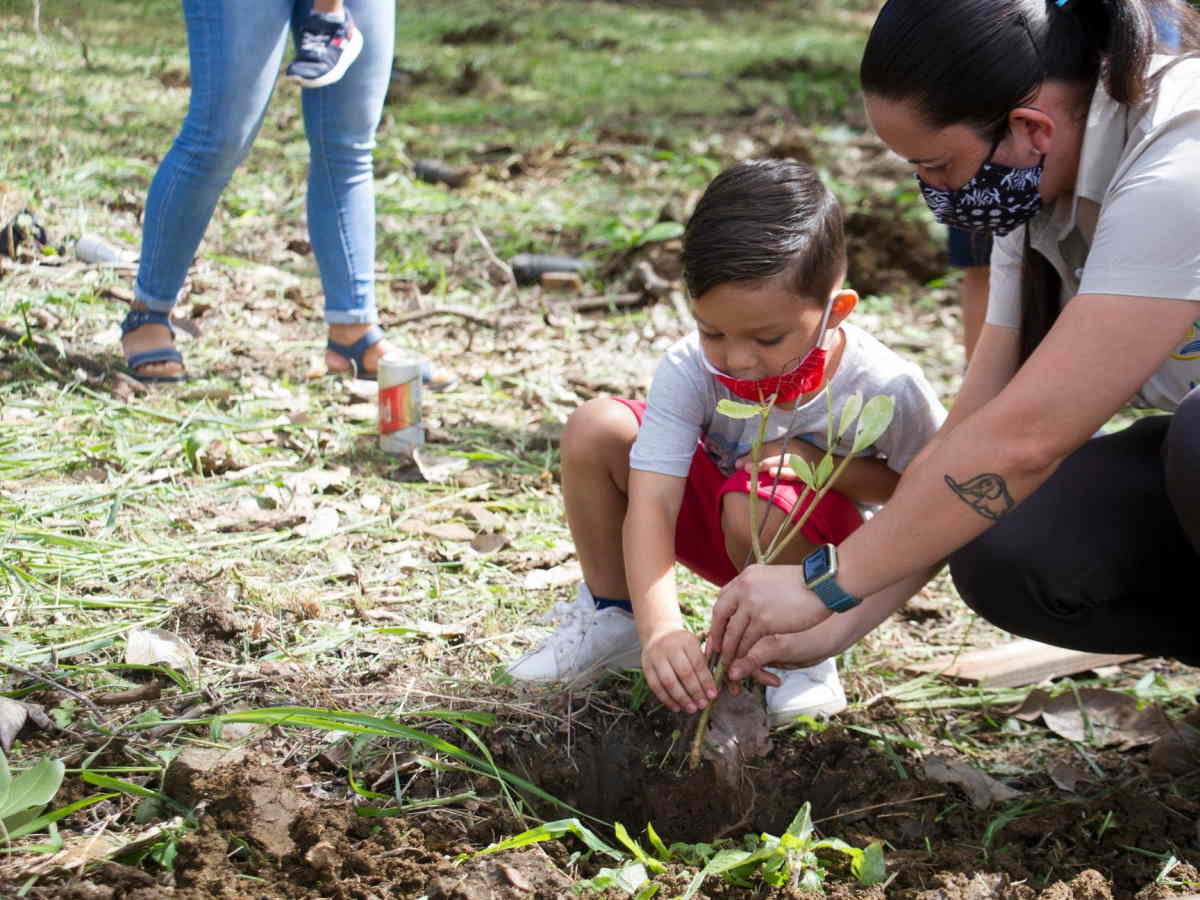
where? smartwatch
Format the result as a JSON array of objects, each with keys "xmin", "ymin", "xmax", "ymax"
[{"xmin": 802, "ymin": 544, "xmax": 862, "ymax": 613}]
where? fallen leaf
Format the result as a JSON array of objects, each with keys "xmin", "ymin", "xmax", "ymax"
[
  {"xmin": 413, "ymin": 447, "xmax": 470, "ymax": 483},
  {"xmin": 922, "ymin": 754, "xmax": 1021, "ymax": 809},
  {"xmin": 523, "ymin": 563, "xmax": 582, "ymax": 590},
  {"xmin": 426, "ymin": 522, "xmax": 475, "ymax": 542},
  {"xmin": 471, "ymin": 532, "xmax": 507, "ymax": 553},
  {"xmin": 467, "ymin": 503, "xmax": 504, "ymax": 532},
  {"xmin": 0, "ymin": 696, "xmax": 28, "ymax": 751},
  {"xmin": 1022, "ymin": 688, "xmax": 1170, "ymax": 749},
  {"xmin": 297, "ymin": 506, "xmax": 340, "ymax": 539},
  {"xmin": 125, "ymin": 628, "xmax": 199, "ymax": 680},
  {"xmin": 327, "ymin": 553, "xmax": 357, "ymax": 580},
  {"xmin": 500, "ymin": 862, "xmax": 533, "ymax": 892},
  {"xmin": 346, "ymin": 379, "xmax": 377, "ymax": 401},
  {"xmin": 1048, "ymin": 761, "xmax": 1091, "ymax": 792},
  {"xmin": 345, "ymin": 402, "xmax": 376, "ymax": 421}
]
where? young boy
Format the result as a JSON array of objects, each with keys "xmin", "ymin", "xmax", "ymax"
[
  {"xmin": 286, "ymin": 1, "xmax": 364, "ymax": 89},
  {"xmin": 505, "ymin": 159, "xmax": 947, "ymax": 726}
]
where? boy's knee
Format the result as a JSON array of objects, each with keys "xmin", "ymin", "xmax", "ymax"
[{"xmin": 561, "ymin": 398, "xmax": 638, "ymax": 466}]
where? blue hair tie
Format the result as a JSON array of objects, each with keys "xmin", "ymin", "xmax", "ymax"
[{"xmin": 1055, "ymin": 0, "xmax": 1068, "ymax": 6}]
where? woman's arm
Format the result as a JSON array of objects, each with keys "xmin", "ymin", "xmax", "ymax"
[{"xmin": 712, "ymin": 293, "xmax": 1199, "ymax": 670}]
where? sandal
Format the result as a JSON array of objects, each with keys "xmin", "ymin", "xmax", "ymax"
[
  {"xmin": 121, "ymin": 309, "xmax": 188, "ymax": 384},
  {"xmin": 326, "ymin": 324, "xmax": 458, "ymax": 391}
]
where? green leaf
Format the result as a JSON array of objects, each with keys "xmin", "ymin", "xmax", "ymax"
[
  {"xmin": 854, "ymin": 842, "xmax": 887, "ymax": 885},
  {"xmin": 851, "ymin": 394, "xmax": 896, "ymax": 454},
  {"xmin": 716, "ymin": 399, "xmax": 763, "ymax": 420},
  {"xmin": 636, "ymin": 221, "xmax": 685, "ymax": 247},
  {"xmin": 683, "ymin": 849, "xmax": 753, "ymax": 899},
  {"xmin": 614, "ymin": 822, "xmax": 666, "ymax": 874},
  {"xmin": 2, "ymin": 793, "xmax": 117, "ymax": 841},
  {"xmin": 645, "ymin": 821, "xmax": 672, "ymax": 861},
  {"xmin": 0, "ymin": 758, "xmax": 64, "ymax": 824},
  {"xmin": 837, "ymin": 391, "xmax": 863, "ymax": 442},
  {"xmin": 574, "ymin": 862, "xmax": 649, "ymax": 895},
  {"xmin": 0, "ymin": 750, "xmax": 11, "ymax": 812},
  {"xmin": 784, "ymin": 802, "xmax": 814, "ymax": 844},
  {"xmin": 787, "ymin": 455, "xmax": 815, "ymax": 488},
  {"xmin": 814, "ymin": 454, "xmax": 834, "ymax": 489},
  {"xmin": 465, "ymin": 818, "xmax": 624, "ymax": 862}
]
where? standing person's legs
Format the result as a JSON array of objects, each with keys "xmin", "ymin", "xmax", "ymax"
[
  {"xmin": 950, "ymin": 416, "xmax": 1200, "ymax": 664},
  {"xmin": 127, "ymin": 0, "xmax": 292, "ymax": 378},
  {"xmin": 298, "ymin": 0, "xmax": 399, "ymax": 377}
]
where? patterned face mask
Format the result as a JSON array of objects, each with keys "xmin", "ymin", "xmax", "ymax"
[{"xmin": 917, "ymin": 149, "xmax": 1044, "ymax": 237}]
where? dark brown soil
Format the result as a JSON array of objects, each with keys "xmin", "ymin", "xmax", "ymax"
[{"xmin": 15, "ymin": 689, "xmax": 1200, "ymax": 899}]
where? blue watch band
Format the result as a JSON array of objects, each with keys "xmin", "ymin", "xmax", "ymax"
[{"xmin": 802, "ymin": 544, "xmax": 862, "ymax": 613}]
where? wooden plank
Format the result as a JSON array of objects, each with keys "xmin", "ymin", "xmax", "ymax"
[{"xmin": 905, "ymin": 638, "xmax": 1142, "ymax": 688}]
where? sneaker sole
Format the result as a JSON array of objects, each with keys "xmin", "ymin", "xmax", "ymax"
[
  {"xmin": 287, "ymin": 28, "xmax": 364, "ymax": 89},
  {"xmin": 507, "ymin": 644, "xmax": 642, "ymax": 684}
]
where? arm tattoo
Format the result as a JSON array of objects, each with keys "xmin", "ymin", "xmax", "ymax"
[{"xmin": 944, "ymin": 473, "xmax": 1015, "ymax": 521}]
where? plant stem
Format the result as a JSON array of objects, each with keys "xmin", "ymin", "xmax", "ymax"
[
  {"xmin": 763, "ymin": 450, "xmax": 858, "ymax": 564},
  {"xmin": 688, "ymin": 657, "xmax": 726, "ymax": 770}
]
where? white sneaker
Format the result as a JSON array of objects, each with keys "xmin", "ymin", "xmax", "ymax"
[
  {"xmin": 505, "ymin": 583, "xmax": 642, "ymax": 683},
  {"xmin": 764, "ymin": 657, "xmax": 847, "ymax": 727}
]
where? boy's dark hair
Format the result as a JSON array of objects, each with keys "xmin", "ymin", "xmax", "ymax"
[
  {"xmin": 682, "ymin": 158, "xmax": 846, "ymax": 304},
  {"xmin": 860, "ymin": 0, "xmax": 1200, "ymax": 363}
]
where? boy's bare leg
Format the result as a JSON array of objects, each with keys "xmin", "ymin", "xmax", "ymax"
[
  {"xmin": 311, "ymin": 0, "xmax": 344, "ymax": 14},
  {"xmin": 560, "ymin": 398, "xmax": 639, "ymax": 600}
]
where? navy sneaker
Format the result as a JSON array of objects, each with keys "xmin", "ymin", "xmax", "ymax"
[{"xmin": 286, "ymin": 11, "xmax": 363, "ymax": 89}]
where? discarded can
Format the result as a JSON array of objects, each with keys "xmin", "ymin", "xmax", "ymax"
[
  {"xmin": 378, "ymin": 352, "xmax": 425, "ymax": 456},
  {"xmin": 508, "ymin": 253, "xmax": 590, "ymax": 286}
]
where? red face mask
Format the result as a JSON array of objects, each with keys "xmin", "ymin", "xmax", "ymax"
[{"xmin": 701, "ymin": 294, "xmax": 836, "ymax": 405}]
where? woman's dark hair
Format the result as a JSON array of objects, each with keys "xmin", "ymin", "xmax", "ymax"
[
  {"xmin": 861, "ymin": 0, "xmax": 1200, "ymax": 362},
  {"xmin": 682, "ymin": 159, "xmax": 846, "ymax": 304}
]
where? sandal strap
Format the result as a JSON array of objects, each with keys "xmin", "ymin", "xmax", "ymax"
[
  {"xmin": 120, "ymin": 309, "xmax": 176, "ymax": 337},
  {"xmin": 326, "ymin": 324, "xmax": 386, "ymax": 377},
  {"xmin": 126, "ymin": 347, "xmax": 184, "ymax": 370}
]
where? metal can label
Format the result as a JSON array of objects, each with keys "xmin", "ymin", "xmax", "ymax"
[
  {"xmin": 378, "ymin": 354, "xmax": 422, "ymax": 436},
  {"xmin": 379, "ymin": 382, "xmax": 418, "ymax": 434}
]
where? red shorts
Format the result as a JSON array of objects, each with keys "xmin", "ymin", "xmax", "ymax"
[{"xmin": 616, "ymin": 398, "xmax": 863, "ymax": 587}]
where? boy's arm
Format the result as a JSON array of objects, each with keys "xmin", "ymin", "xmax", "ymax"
[
  {"xmin": 740, "ymin": 439, "xmax": 900, "ymax": 505},
  {"xmin": 624, "ymin": 469, "xmax": 718, "ymax": 713}
]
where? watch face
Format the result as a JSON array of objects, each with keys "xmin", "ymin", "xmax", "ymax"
[{"xmin": 804, "ymin": 545, "xmax": 833, "ymax": 583}]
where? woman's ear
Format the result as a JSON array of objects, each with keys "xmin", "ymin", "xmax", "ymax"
[
  {"xmin": 1009, "ymin": 106, "xmax": 1056, "ymax": 159},
  {"xmin": 829, "ymin": 289, "xmax": 857, "ymax": 326}
]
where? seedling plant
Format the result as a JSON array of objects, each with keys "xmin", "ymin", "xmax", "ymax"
[{"xmin": 688, "ymin": 387, "xmax": 895, "ymax": 768}]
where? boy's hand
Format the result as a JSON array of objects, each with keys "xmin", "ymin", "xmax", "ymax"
[
  {"xmin": 642, "ymin": 627, "xmax": 718, "ymax": 714},
  {"xmin": 737, "ymin": 437, "xmax": 823, "ymax": 482}
]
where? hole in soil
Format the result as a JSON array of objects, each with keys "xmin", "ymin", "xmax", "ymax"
[{"xmin": 506, "ymin": 713, "xmax": 872, "ymax": 845}]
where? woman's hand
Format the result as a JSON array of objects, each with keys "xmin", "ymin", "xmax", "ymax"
[
  {"xmin": 642, "ymin": 627, "xmax": 718, "ymax": 714},
  {"xmin": 709, "ymin": 563, "xmax": 832, "ymax": 678}
]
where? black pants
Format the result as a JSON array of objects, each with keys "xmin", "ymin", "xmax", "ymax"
[{"xmin": 949, "ymin": 389, "xmax": 1200, "ymax": 665}]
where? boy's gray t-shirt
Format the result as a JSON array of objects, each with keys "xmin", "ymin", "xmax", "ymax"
[{"xmin": 630, "ymin": 323, "xmax": 947, "ymax": 482}]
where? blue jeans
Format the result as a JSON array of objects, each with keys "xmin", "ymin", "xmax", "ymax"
[{"xmin": 136, "ymin": 0, "xmax": 394, "ymax": 324}]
